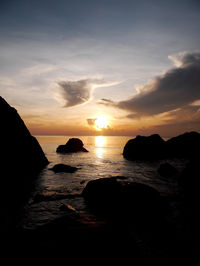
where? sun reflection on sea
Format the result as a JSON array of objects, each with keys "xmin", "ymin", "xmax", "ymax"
[{"xmin": 95, "ymin": 136, "xmax": 106, "ymax": 158}]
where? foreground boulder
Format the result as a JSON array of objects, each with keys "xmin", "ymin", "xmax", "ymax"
[
  {"xmin": 49, "ymin": 163, "xmax": 78, "ymax": 173},
  {"xmin": 56, "ymin": 138, "xmax": 88, "ymax": 153},
  {"xmin": 82, "ymin": 177, "xmax": 164, "ymax": 221},
  {"xmin": 123, "ymin": 134, "xmax": 165, "ymax": 160}
]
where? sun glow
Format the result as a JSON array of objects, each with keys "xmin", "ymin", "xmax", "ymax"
[{"xmin": 94, "ymin": 116, "xmax": 109, "ymax": 131}]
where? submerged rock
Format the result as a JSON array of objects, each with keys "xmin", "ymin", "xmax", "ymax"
[
  {"xmin": 82, "ymin": 177, "xmax": 164, "ymax": 221},
  {"xmin": 56, "ymin": 138, "xmax": 88, "ymax": 153},
  {"xmin": 49, "ymin": 163, "xmax": 79, "ymax": 173},
  {"xmin": 158, "ymin": 163, "xmax": 178, "ymax": 178},
  {"xmin": 123, "ymin": 134, "xmax": 165, "ymax": 160}
]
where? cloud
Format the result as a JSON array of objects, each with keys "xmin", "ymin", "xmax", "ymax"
[
  {"xmin": 58, "ymin": 79, "xmax": 117, "ymax": 107},
  {"xmin": 58, "ymin": 79, "xmax": 94, "ymax": 107},
  {"xmin": 100, "ymin": 52, "xmax": 200, "ymax": 118},
  {"xmin": 87, "ymin": 118, "xmax": 96, "ymax": 126}
]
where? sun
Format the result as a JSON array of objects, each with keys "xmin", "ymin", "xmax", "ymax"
[{"xmin": 95, "ymin": 116, "xmax": 109, "ymax": 131}]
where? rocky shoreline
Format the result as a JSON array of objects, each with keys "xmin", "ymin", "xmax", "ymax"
[{"xmin": 1, "ymin": 96, "xmax": 200, "ymax": 264}]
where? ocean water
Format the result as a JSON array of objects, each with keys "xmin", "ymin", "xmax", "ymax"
[{"xmin": 22, "ymin": 135, "xmax": 187, "ymax": 229}]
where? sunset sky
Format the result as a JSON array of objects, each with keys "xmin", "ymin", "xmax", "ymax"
[{"xmin": 0, "ymin": 0, "xmax": 200, "ymax": 137}]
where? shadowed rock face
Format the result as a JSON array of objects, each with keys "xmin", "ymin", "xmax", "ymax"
[
  {"xmin": 166, "ymin": 131, "xmax": 200, "ymax": 159},
  {"xmin": 0, "ymin": 96, "xmax": 49, "ymax": 177},
  {"xmin": 0, "ymin": 96, "xmax": 49, "ymax": 230},
  {"xmin": 158, "ymin": 163, "xmax": 178, "ymax": 178},
  {"xmin": 56, "ymin": 138, "xmax": 88, "ymax": 153}
]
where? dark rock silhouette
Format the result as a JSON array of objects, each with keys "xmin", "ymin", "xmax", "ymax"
[
  {"xmin": 158, "ymin": 162, "xmax": 178, "ymax": 178},
  {"xmin": 123, "ymin": 131, "xmax": 200, "ymax": 161},
  {"xmin": 56, "ymin": 138, "xmax": 88, "ymax": 153},
  {"xmin": 179, "ymin": 157, "xmax": 200, "ymax": 192},
  {"xmin": 0, "ymin": 96, "xmax": 49, "ymax": 230},
  {"xmin": 0, "ymin": 96, "xmax": 49, "ymax": 176},
  {"xmin": 82, "ymin": 177, "xmax": 165, "ymax": 221},
  {"xmin": 166, "ymin": 131, "xmax": 200, "ymax": 158},
  {"xmin": 49, "ymin": 163, "xmax": 78, "ymax": 173},
  {"xmin": 123, "ymin": 134, "xmax": 165, "ymax": 160}
]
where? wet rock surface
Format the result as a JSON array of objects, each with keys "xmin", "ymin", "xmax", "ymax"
[{"xmin": 49, "ymin": 163, "xmax": 79, "ymax": 173}]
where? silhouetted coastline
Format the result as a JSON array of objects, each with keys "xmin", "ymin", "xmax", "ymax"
[{"xmin": 1, "ymin": 96, "xmax": 200, "ymax": 264}]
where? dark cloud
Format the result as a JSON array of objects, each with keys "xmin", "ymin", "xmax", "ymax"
[
  {"xmin": 58, "ymin": 79, "xmax": 103, "ymax": 107},
  {"xmin": 100, "ymin": 52, "xmax": 200, "ymax": 118},
  {"xmin": 58, "ymin": 80, "xmax": 91, "ymax": 107},
  {"xmin": 58, "ymin": 79, "xmax": 114, "ymax": 107},
  {"xmin": 87, "ymin": 118, "xmax": 96, "ymax": 126}
]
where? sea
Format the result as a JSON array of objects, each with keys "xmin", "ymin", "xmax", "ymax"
[{"xmin": 21, "ymin": 135, "xmax": 187, "ymax": 229}]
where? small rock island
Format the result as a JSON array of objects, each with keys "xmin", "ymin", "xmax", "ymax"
[{"xmin": 56, "ymin": 137, "xmax": 88, "ymax": 153}]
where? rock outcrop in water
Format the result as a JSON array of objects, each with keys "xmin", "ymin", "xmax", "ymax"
[
  {"xmin": 123, "ymin": 131, "xmax": 200, "ymax": 160},
  {"xmin": 166, "ymin": 131, "xmax": 200, "ymax": 158},
  {"xmin": 56, "ymin": 138, "xmax": 88, "ymax": 153},
  {"xmin": 123, "ymin": 134, "xmax": 165, "ymax": 160},
  {"xmin": 49, "ymin": 163, "xmax": 78, "ymax": 173}
]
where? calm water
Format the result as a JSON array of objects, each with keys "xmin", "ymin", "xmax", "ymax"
[{"xmin": 22, "ymin": 136, "xmax": 186, "ymax": 229}]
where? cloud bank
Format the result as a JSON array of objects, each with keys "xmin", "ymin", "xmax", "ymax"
[{"xmin": 100, "ymin": 52, "xmax": 200, "ymax": 118}]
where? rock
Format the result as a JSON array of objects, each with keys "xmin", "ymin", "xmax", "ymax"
[
  {"xmin": 49, "ymin": 163, "xmax": 78, "ymax": 173},
  {"xmin": 179, "ymin": 157, "xmax": 200, "ymax": 190},
  {"xmin": 0, "ymin": 96, "xmax": 49, "ymax": 176},
  {"xmin": 123, "ymin": 131, "xmax": 200, "ymax": 161},
  {"xmin": 166, "ymin": 131, "xmax": 200, "ymax": 159},
  {"xmin": 0, "ymin": 96, "xmax": 49, "ymax": 231},
  {"xmin": 82, "ymin": 177, "xmax": 164, "ymax": 221},
  {"xmin": 158, "ymin": 163, "xmax": 178, "ymax": 178},
  {"xmin": 56, "ymin": 138, "xmax": 88, "ymax": 153},
  {"xmin": 123, "ymin": 134, "xmax": 165, "ymax": 160},
  {"xmin": 179, "ymin": 157, "xmax": 200, "ymax": 230}
]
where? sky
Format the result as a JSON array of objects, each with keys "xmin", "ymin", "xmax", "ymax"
[{"xmin": 0, "ymin": 0, "xmax": 200, "ymax": 137}]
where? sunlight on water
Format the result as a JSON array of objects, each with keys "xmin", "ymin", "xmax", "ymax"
[
  {"xmin": 95, "ymin": 136, "xmax": 106, "ymax": 147},
  {"xmin": 95, "ymin": 136, "xmax": 106, "ymax": 158},
  {"xmin": 96, "ymin": 147, "xmax": 104, "ymax": 159},
  {"xmin": 21, "ymin": 135, "xmax": 187, "ymax": 229}
]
